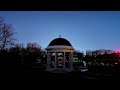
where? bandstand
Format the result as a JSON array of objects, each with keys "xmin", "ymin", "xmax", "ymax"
[{"xmin": 46, "ymin": 37, "xmax": 75, "ymax": 73}]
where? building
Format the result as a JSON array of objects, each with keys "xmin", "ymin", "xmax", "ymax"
[{"xmin": 46, "ymin": 37, "xmax": 75, "ymax": 73}]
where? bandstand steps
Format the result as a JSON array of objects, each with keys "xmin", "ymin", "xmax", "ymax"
[{"xmin": 52, "ymin": 68, "xmax": 67, "ymax": 73}]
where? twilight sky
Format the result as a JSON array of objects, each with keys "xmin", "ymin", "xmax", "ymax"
[{"xmin": 0, "ymin": 11, "xmax": 120, "ymax": 53}]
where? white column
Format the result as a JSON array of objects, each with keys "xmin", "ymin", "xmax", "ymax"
[
  {"xmin": 69, "ymin": 52, "xmax": 71, "ymax": 68},
  {"xmin": 46, "ymin": 52, "xmax": 48, "ymax": 71},
  {"xmin": 55, "ymin": 52, "xmax": 57, "ymax": 69},
  {"xmin": 47, "ymin": 52, "xmax": 50, "ymax": 69},
  {"xmin": 63, "ymin": 52, "xmax": 65, "ymax": 69}
]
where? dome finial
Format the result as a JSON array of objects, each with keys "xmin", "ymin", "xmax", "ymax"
[{"xmin": 59, "ymin": 35, "xmax": 61, "ymax": 38}]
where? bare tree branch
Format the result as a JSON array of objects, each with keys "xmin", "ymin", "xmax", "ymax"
[{"xmin": 0, "ymin": 17, "xmax": 16, "ymax": 50}]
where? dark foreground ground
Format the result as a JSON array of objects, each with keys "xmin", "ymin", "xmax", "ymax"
[
  {"xmin": 0, "ymin": 66, "xmax": 119, "ymax": 89},
  {"xmin": 1, "ymin": 65, "xmax": 120, "ymax": 81}
]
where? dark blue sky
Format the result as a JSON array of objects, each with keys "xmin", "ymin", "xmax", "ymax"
[{"xmin": 0, "ymin": 11, "xmax": 120, "ymax": 52}]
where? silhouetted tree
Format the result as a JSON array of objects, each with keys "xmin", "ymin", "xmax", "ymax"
[
  {"xmin": 74, "ymin": 50, "xmax": 84, "ymax": 59},
  {"xmin": 25, "ymin": 42, "xmax": 42, "ymax": 64},
  {"xmin": 86, "ymin": 50, "xmax": 92, "ymax": 56},
  {"xmin": 8, "ymin": 44, "xmax": 24, "ymax": 64},
  {"xmin": 85, "ymin": 49, "xmax": 116, "ymax": 63},
  {"xmin": 0, "ymin": 17, "xmax": 16, "ymax": 50}
]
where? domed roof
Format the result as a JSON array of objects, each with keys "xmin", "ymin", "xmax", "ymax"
[{"xmin": 48, "ymin": 38, "xmax": 72, "ymax": 46}]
